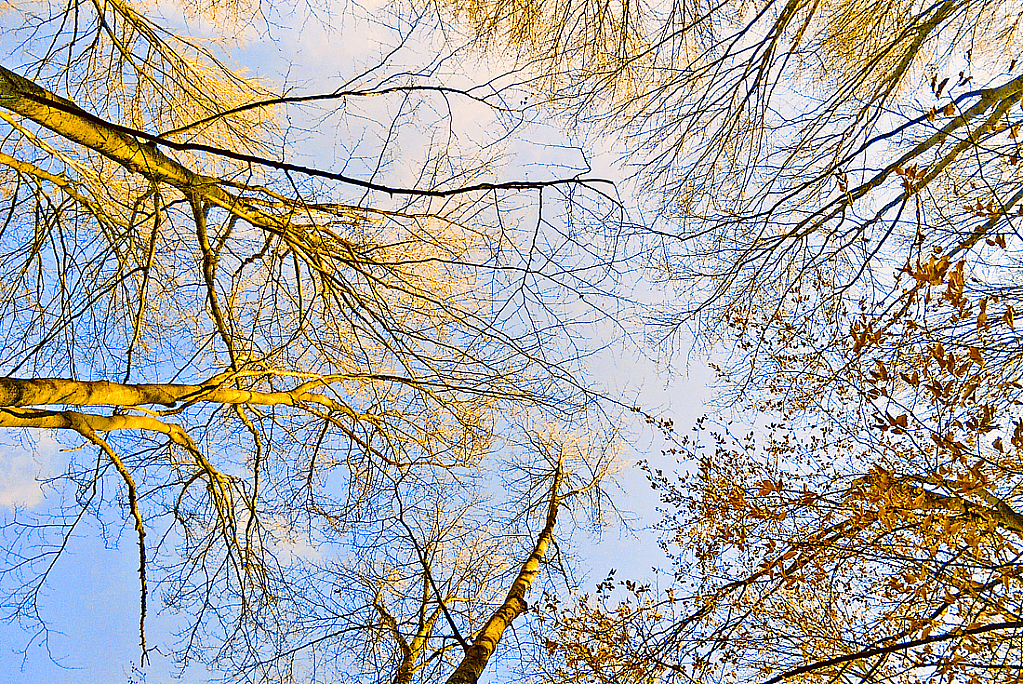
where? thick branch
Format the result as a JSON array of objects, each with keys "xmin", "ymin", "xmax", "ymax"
[
  {"xmin": 0, "ymin": 406, "xmax": 194, "ymax": 443},
  {"xmin": 904, "ymin": 483, "xmax": 1023, "ymax": 539},
  {"xmin": 0, "ymin": 63, "xmax": 289, "ymax": 232},
  {"xmin": 374, "ymin": 595, "xmax": 416, "ymax": 684},
  {"xmin": 762, "ymin": 621, "xmax": 1023, "ymax": 684},
  {"xmin": 444, "ymin": 464, "xmax": 564, "ymax": 684},
  {"xmin": 0, "ymin": 64, "xmax": 607, "ymax": 198},
  {"xmin": 0, "ymin": 376, "xmax": 349, "ymax": 414}
]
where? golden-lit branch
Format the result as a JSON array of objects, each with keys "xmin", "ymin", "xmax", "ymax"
[
  {"xmin": 446, "ymin": 462, "xmax": 564, "ymax": 684},
  {"xmin": 0, "ymin": 376, "xmax": 361, "ymax": 414}
]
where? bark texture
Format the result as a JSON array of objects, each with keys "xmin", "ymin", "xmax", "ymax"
[{"xmin": 0, "ymin": 376, "xmax": 341, "ymax": 410}]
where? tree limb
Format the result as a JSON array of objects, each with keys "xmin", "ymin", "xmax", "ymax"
[{"xmin": 445, "ymin": 462, "xmax": 564, "ymax": 684}]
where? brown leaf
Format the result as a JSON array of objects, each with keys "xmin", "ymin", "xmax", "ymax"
[{"xmin": 969, "ymin": 346, "xmax": 984, "ymax": 366}]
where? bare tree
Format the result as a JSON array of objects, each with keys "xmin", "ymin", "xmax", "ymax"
[
  {"xmin": 232, "ymin": 429, "xmax": 616, "ymax": 683},
  {"xmin": 0, "ymin": 1, "xmax": 627, "ymax": 680}
]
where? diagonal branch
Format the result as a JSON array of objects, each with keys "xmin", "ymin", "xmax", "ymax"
[
  {"xmin": 445, "ymin": 462, "xmax": 564, "ymax": 684},
  {"xmin": 0, "ymin": 64, "xmax": 609, "ymax": 199},
  {"xmin": 762, "ymin": 621, "xmax": 1023, "ymax": 684},
  {"xmin": 395, "ymin": 499, "xmax": 471, "ymax": 653}
]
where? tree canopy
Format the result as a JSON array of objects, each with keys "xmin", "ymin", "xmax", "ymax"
[
  {"xmin": 0, "ymin": 1, "xmax": 626, "ymax": 681},
  {"xmin": 4, "ymin": 0, "xmax": 1023, "ymax": 683},
  {"xmin": 494, "ymin": 1, "xmax": 1023, "ymax": 683}
]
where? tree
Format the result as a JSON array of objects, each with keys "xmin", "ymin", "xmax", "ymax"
[
  {"xmin": 434, "ymin": 0, "xmax": 1023, "ymax": 345},
  {"xmin": 541, "ymin": 256, "xmax": 1023, "ymax": 683},
  {"xmin": 0, "ymin": 1, "xmax": 625, "ymax": 680},
  {"xmin": 430, "ymin": 0, "xmax": 1023, "ymax": 682}
]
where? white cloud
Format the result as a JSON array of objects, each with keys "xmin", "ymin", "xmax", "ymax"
[
  {"xmin": 0, "ymin": 431, "xmax": 61, "ymax": 509},
  {"xmin": 266, "ymin": 515, "xmax": 324, "ymax": 562}
]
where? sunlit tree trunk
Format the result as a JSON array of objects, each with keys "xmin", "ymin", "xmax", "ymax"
[{"xmin": 445, "ymin": 464, "xmax": 563, "ymax": 684}]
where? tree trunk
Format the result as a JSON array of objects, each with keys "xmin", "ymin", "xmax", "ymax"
[{"xmin": 445, "ymin": 464, "xmax": 563, "ymax": 684}]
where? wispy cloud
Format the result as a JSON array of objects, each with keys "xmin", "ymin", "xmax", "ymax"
[{"xmin": 0, "ymin": 431, "xmax": 61, "ymax": 509}]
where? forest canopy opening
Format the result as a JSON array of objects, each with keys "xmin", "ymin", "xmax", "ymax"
[{"xmin": 5, "ymin": 0, "xmax": 1023, "ymax": 683}]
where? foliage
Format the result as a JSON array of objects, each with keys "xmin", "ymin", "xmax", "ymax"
[{"xmin": 540, "ymin": 242, "xmax": 1023, "ymax": 683}]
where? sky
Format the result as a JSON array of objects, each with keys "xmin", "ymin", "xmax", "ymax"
[{"xmin": 0, "ymin": 1, "xmax": 717, "ymax": 682}]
